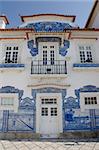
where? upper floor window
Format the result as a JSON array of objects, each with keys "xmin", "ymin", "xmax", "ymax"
[
  {"xmin": 50, "ymin": 50, "xmax": 55, "ymax": 65},
  {"xmin": 50, "ymin": 46, "xmax": 54, "ymax": 48},
  {"xmin": 79, "ymin": 45, "xmax": 93, "ymax": 63},
  {"xmin": 43, "ymin": 50, "xmax": 47, "ymax": 65},
  {"xmin": 5, "ymin": 46, "xmax": 19, "ymax": 63},
  {"xmin": 43, "ymin": 46, "xmax": 47, "ymax": 48}
]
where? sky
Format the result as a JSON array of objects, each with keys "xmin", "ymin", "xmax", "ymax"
[{"xmin": 0, "ymin": 0, "xmax": 94, "ymax": 28}]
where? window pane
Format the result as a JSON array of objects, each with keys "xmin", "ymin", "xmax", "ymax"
[
  {"xmin": 51, "ymin": 108, "xmax": 57, "ymax": 116},
  {"xmin": 41, "ymin": 98, "xmax": 57, "ymax": 104},
  {"xmin": 43, "ymin": 51, "xmax": 47, "ymax": 65},
  {"xmin": 50, "ymin": 50, "xmax": 55, "ymax": 65},
  {"xmin": 79, "ymin": 45, "xmax": 93, "ymax": 63},
  {"xmin": 1, "ymin": 97, "xmax": 14, "ymax": 105},
  {"xmin": 84, "ymin": 97, "xmax": 97, "ymax": 105},
  {"xmin": 41, "ymin": 107, "xmax": 48, "ymax": 116},
  {"xmin": 79, "ymin": 51, "xmax": 86, "ymax": 63},
  {"xmin": 5, "ymin": 46, "xmax": 18, "ymax": 64}
]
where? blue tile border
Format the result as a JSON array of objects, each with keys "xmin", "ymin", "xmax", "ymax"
[
  {"xmin": 73, "ymin": 63, "xmax": 99, "ymax": 68},
  {"xmin": 0, "ymin": 64, "xmax": 25, "ymax": 68}
]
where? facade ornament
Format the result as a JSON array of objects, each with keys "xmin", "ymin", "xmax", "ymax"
[
  {"xmin": 22, "ymin": 22, "xmax": 73, "ymax": 32},
  {"xmin": 27, "ymin": 40, "xmax": 38, "ymax": 56},
  {"xmin": 59, "ymin": 40, "xmax": 70, "ymax": 56}
]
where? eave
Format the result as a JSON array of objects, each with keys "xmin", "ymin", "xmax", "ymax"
[
  {"xmin": 20, "ymin": 13, "xmax": 76, "ymax": 23},
  {"xmin": 0, "ymin": 16, "xmax": 9, "ymax": 24},
  {"xmin": 85, "ymin": 0, "xmax": 98, "ymax": 28}
]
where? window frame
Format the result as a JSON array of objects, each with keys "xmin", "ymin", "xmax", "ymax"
[
  {"xmin": 5, "ymin": 46, "xmax": 19, "ymax": 64},
  {"xmin": 80, "ymin": 92, "xmax": 99, "ymax": 111},
  {"xmin": 84, "ymin": 96, "xmax": 97, "ymax": 105},
  {"xmin": 0, "ymin": 93, "xmax": 19, "ymax": 112},
  {"xmin": 1, "ymin": 97, "xmax": 14, "ymax": 106},
  {"xmin": 78, "ymin": 45, "xmax": 93, "ymax": 63}
]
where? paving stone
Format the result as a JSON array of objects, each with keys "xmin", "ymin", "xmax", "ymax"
[{"xmin": 0, "ymin": 139, "xmax": 98, "ymax": 150}]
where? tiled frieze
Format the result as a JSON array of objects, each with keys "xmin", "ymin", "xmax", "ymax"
[
  {"xmin": 21, "ymin": 22, "xmax": 73, "ymax": 32},
  {"xmin": 0, "ymin": 85, "xmax": 99, "ymax": 132}
]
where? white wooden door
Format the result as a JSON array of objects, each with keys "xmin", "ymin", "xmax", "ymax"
[{"xmin": 40, "ymin": 98, "xmax": 59, "ymax": 138}]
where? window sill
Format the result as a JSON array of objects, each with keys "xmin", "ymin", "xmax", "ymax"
[
  {"xmin": 0, "ymin": 64, "xmax": 25, "ymax": 71},
  {"xmin": 73, "ymin": 63, "xmax": 99, "ymax": 71}
]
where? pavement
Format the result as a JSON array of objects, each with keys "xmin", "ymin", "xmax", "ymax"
[{"xmin": 0, "ymin": 139, "xmax": 99, "ymax": 150}]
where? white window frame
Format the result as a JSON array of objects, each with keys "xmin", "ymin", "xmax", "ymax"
[
  {"xmin": 80, "ymin": 92, "xmax": 99, "ymax": 111},
  {"xmin": 43, "ymin": 50, "xmax": 47, "ymax": 65},
  {"xmin": 38, "ymin": 42, "xmax": 59, "ymax": 66},
  {"xmin": 0, "ymin": 93, "xmax": 19, "ymax": 112},
  {"xmin": 84, "ymin": 96, "xmax": 97, "ymax": 105},
  {"xmin": 1, "ymin": 97, "xmax": 14, "ymax": 106},
  {"xmin": 50, "ymin": 50, "xmax": 55, "ymax": 65},
  {"xmin": 5, "ymin": 46, "xmax": 19, "ymax": 64},
  {"xmin": 78, "ymin": 45, "xmax": 93, "ymax": 63}
]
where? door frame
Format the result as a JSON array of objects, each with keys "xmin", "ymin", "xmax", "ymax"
[{"xmin": 36, "ymin": 93, "xmax": 63, "ymax": 135}]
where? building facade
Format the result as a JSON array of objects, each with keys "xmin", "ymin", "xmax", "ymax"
[{"xmin": 0, "ymin": 2, "xmax": 99, "ymax": 138}]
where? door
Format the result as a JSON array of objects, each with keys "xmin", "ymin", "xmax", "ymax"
[
  {"xmin": 36, "ymin": 93, "xmax": 63, "ymax": 138},
  {"xmin": 40, "ymin": 98, "xmax": 58, "ymax": 138},
  {"xmin": 39, "ymin": 42, "xmax": 59, "ymax": 74}
]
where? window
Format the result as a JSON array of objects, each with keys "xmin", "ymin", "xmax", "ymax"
[
  {"xmin": 51, "ymin": 108, "xmax": 57, "ymax": 116},
  {"xmin": 43, "ymin": 46, "xmax": 47, "ymax": 48},
  {"xmin": 84, "ymin": 97, "xmax": 97, "ymax": 105},
  {"xmin": 5, "ymin": 46, "xmax": 19, "ymax": 63},
  {"xmin": 41, "ymin": 98, "xmax": 57, "ymax": 104},
  {"xmin": 79, "ymin": 46, "xmax": 93, "ymax": 63},
  {"xmin": 43, "ymin": 50, "xmax": 47, "ymax": 65},
  {"xmin": 41, "ymin": 107, "xmax": 48, "ymax": 116},
  {"xmin": 50, "ymin": 46, "xmax": 54, "ymax": 48},
  {"xmin": 50, "ymin": 50, "xmax": 55, "ymax": 65},
  {"xmin": 1, "ymin": 97, "xmax": 14, "ymax": 106}
]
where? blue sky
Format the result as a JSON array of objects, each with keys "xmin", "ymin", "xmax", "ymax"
[{"xmin": 0, "ymin": 0, "xmax": 94, "ymax": 28}]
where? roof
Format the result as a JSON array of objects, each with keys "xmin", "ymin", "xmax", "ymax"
[
  {"xmin": 85, "ymin": 0, "xmax": 98, "ymax": 28},
  {"xmin": 20, "ymin": 14, "xmax": 76, "ymax": 22},
  {"xmin": 0, "ymin": 16, "xmax": 9, "ymax": 24}
]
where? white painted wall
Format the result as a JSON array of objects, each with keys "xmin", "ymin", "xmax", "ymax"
[
  {"xmin": 0, "ymin": 25, "xmax": 99, "ymax": 112},
  {"xmin": 80, "ymin": 92, "xmax": 99, "ymax": 111}
]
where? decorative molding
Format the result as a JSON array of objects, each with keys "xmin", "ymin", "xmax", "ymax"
[
  {"xmin": 75, "ymin": 85, "xmax": 99, "ymax": 98},
  {"xmin": 27, "ymin": 83, "xmax": 70, "ymax": 89},
  {"xmin": 19, "ymin": 97, "xmax": 35, "ymax": 110},
  {"xmin": 22, "ymin": 22, "xmax": 73, "ymax": 32},
  {"xmin": 32, "ymin": 87, "xmax": 66, "ymax": 101},
  {"xmin": 0, "ymin": 86, "xmax": 23, "ymax": 99},
  {"xmin": 36, "ymin": 37, "xmax": 61, "ymax": 44}
]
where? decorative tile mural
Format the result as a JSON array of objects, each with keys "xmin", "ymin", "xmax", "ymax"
[
  {"xmin": 21, "ymin": 22, "xmax": 73, "ymax": 32},
  {"xmin": 0, "ymin": 85, "xmax": 99, "ymax": 133},
  {"xmin": 27, "ymin": 37, "xmax": 70, "ymax": 57}
]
